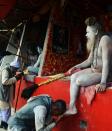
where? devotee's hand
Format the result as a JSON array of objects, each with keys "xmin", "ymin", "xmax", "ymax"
[
  {"xmin": 95, "ymin": 83, "xmax": 106, "ymax": 92},
  {"xmin": 15, "ymin": 72, "xmax": 24, "ymax": 80}
]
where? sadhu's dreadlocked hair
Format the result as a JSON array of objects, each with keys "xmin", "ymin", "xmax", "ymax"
[
  {"xmin": 85, "ymin": 17, "xmax": 104, "ymax": 67},
  {"xmin": 85, "ymin": 17, "xmax": 103, "ymax": 33},
  {"xmin": 85, "ymin": 17, "xmax": 97, "ymax": 26}
]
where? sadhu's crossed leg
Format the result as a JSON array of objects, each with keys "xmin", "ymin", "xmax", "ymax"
[{"xmin": 66, "ymin": 68, "xmax": 102, "ymax": 115}]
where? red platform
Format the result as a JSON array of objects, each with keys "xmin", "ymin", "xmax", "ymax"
[{"xmin": 14, "ymin": 76, "xmax": 112, "ymax": 131}]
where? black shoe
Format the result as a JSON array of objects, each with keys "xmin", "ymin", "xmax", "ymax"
[{"xmin": 0, "ymin": 121, "xmax": 8, "ymax": 129}]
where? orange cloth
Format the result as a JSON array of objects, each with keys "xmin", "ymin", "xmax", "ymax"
[
  {"xmin": 80, "ymin": 82, "xmax": 112, "ymax": 105},
  {"xmin": 80, "ymin": 86, "xmax": 96, "ymax": 105}
]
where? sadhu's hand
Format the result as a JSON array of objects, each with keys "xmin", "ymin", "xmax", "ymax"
[
  {"xmin": 95, "ymin": 83, "xmax": 106, "ymax": 92},
  {"xmin": 67, "ymin": 67, "xmax": 77, "ymax": 75}
]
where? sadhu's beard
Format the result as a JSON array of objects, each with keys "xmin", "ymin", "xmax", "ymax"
[{"xmin": 86, "ymin": 38, "xmax": 95, "ymax": 53}]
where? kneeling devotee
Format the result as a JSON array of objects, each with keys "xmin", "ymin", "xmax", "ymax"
[{"xmin": 8, "ymin": 95, "xmax": 66, "ymax": 131}]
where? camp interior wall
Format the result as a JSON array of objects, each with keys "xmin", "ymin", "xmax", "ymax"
[{"xmin": 40, "ymin": 5, "xmax": 86, "ymax": 76}]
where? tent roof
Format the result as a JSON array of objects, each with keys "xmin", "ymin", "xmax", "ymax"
[
  {"xmin": 0, "ymin": 0, "xmax": 16, "ymax": 20},
  {"xmin": 0, "ymin": 0, "xmax": 112, "ymax": 29}
]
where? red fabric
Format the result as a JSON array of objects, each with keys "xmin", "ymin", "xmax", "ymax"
[
  {"xmin": 41, "ymin": 6, "xmax": 82, "ymax": 76},
  {"xmin": 0, "ymin": 0, "xmax": 16, "ymax": 20}
]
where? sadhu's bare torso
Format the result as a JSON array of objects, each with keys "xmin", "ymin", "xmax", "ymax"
[{"xmin": 91, "ymin": 34, "xmax": 112, "ymax": 81}]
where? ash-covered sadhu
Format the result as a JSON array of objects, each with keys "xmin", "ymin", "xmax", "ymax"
[{"xmin": 65, "ymin": 16, "xmax": 112, "ymax": 115}]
